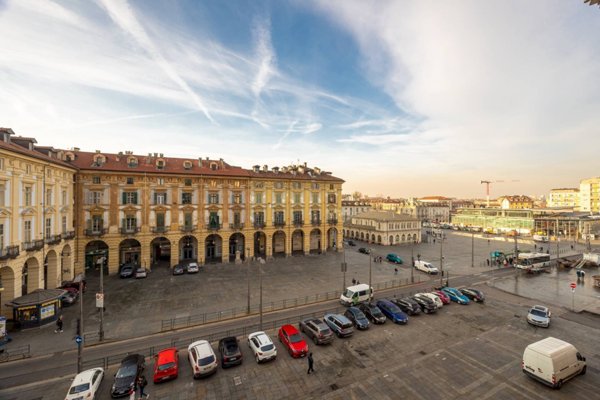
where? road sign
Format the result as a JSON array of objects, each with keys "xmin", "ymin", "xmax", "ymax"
[
  {"xmin": 75, "ymin": 335, "xmax": 83, "ymax": 344},
  {"xmin": 96, "ymin": 293, "xmax": 104, "ymax": 308},
  {"xmin": 570, "ymin": 282, "xmax": 577, "ymax": 289}
]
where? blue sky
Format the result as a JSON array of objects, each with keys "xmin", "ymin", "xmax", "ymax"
[{"xmin": 1, "ymin": 0, "xmax": 599, "ymax": 198}]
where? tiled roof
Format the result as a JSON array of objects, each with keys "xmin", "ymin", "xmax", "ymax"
[
  {"xmin": 0, "ymin": 139, "xmax": 77, "ymax": 170},
  {"xmin": 353, "ymin": 211, "xmax": 417, "ymax": 221}
]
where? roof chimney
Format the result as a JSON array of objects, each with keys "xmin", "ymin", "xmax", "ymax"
[
  {"xmin": 262, "ymin": 165, "xmax": 268, "ymax": 172},
  {"xmin": 253, "ymin": 165, "xmax": 260, "ymax": 173}
]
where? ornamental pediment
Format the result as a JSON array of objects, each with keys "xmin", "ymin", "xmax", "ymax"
[
  {"xmin": 0, "ymin": 207, "xmax": 11, "ymax": 217},
  {"xmin": 180, "ymin": 205, "xmax": 196, "ymax": 212},
  {"xmin": 44, "ymin": 206, "xmax": 56, "ymax": 214},
  {"xmin": 122, "ymin": 205, "xmax": 139, "ymax": 213},
  {"xmin": 20, "ymin": 207, "xmax": 36, "ymax": 216},
  {"xmin": 60, "ymin": 205, "xmax": 70, "ymax": 213}
]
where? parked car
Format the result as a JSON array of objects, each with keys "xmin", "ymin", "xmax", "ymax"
[
  {"xmin": 432, "ymin": 290, "xmax": 451, "ymax": 305},
  {"xmin": 278, "ymin": 324, "xmax": 308, "ymax": 358},
  {"xmin": 218, "ymin": 336, "xmax": 243, "ymax": 368},
  {"xmin": 411, "ymin": 295, "xmax": 437, "ymax": 314},
  {"xmin": 188, "ymin": 340, "xmax": 218, "ymax": 378},
  {"xmin": 66, "ymin": 367, "xmax": 104, "ymax": 400},
  {"xmin": 111, "ymin": 354, "xmax": 145, "ymax": 398},
  {"xmin": 344, "ymin": 307, "xmax": 370, "ymax": 330},
  {"xmin": 134, "ymin": 268, "xmax": 147, "ymax": 279},
  {"xmin": 347, "ymin": 240, "xmax": 356, "ymax": 246},
  {"xmin": 358, "ymin": 247, "xmax": 371, "ymax": 254},
  {"xmin": 186, "ymin": 262, "xmax": 200, "ymax": 274},
  {"xmin": 323, "ymin": 313, "xmax": 354, "ymax": 338},
  {"xmin": 172, "ymin": 264, "xmax": 185, "ymax": 275},
  {"xmin": 299, "ymin": 318, "xmax": 334, "ymax": 345},
  {"xmin": 61, "ymin": 279, "xmax": 87, "ymax": 293},
  {"xmin": 392, "ymin": 297, "xmax": 422, "ymax": 316},
  {"xmin": 386, "ymin": 253, "xmax": 403, "ymax": 264},
  {"xmin": 60, "ymin": 291, "xmax": 78, "ymax": 307},
  {"xmin": 415, "ymin": 292, "xmax": 443, "ymax": 309},
  {"xmin": 441, "ymin": 287, "xmax": 470, "ymax": 305},
  {"xmin": 153, "ymin": 348, "xmax": 179, "ymax": 383},
  {"xmin": 119, "ymin": 265, "xmax": 135, "ymax": 279},
  {"xmin": 358, "ymin": 303, "xmax": 386, "ymax": 324},
  {"xmin": 376, "ymin": 299, "xmax": 408, "ymax": 324},
  {"xmin": 527, "ymin": 305, "xmax": 551, "ymax": 328},
  {"xmin": 459, "ymin": 288, "xmax": 485, "ymax": 303},
  {"xmin": 248, "ymin": 331, "xmax": 277, "ymax": 363}
]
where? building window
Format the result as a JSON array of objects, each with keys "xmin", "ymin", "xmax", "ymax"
[
  {"xmin": 127, "ymin": 157, "xmax": 138, "ymax": 168},
  {"xmin": 46, "ymin": 188, "xmax": 53, "ymax": 206},
  {"xmin": 45, "ymin": 218, "xmax": 52, "ymax": 237},
  {"xmin": 208, "ymin": 211, "xmax": 219, "ymax": 227},
  {"xmin": 157, "ymin": 160, "xmax": 165, "ymax": 170},
  {"xmin": 254, "ymin": 211, "xmax": 264, "ymax": 224},
  {"xmin": 157, "ymin": 178, "xmax": 164, "ymax": 186},
  {"xmin": 210, "ymin": 163, "xmax": 217, "ymax": 171},
  {"xmin": 24, "ymin": 186, "xmax": 32, "ymax": 206},
  {"xmin": 154, "ymin": 192, "xmax": 167, "ymax": 205},
  {"xmin": 254, "ymin": 182, "xmax": 264, "ymax": 189},
  {"xmin": 311, "ymin": 183, "xmax": 320, "ymax": 190},
  {"xmin": 26, "ymin": 164, "xmax": 31, "ymax": 174},
  {"xmin": 62, "ymin": 190, "xmax": 67, "ymax": 205},
  {"xmin": 293, "ymin": 211, "xmax": 303, "ymax": 224},
  {"xmin": 183, "ymin": 161, "xmax": 192, "ymax": 170},
  {"xmin": 62, "ymin": 216, "xmax": 67, "ymax": 233},
  {"xmin": 233, "ymin": 211, "xmax": 241, "ymax": 225},
  {"xmin": 0, "ymin": 158, "xmax": 4, "ymax": 171},
  {"xmin": 182, "ymin": 192, "xmax": 192, "ymax": 204},
  {"xmin": 232, "ymin": 193, "xmax": 242, "ymax": 204},
  {"xmin": 184, "ymin": 212, "xmax": 193, "ymax": 228},
  {"xmin": 184, "ymin": 179, "xmax": 192, "ymax": 186},
  {"xmin": 274, "ymin": 211, "xmax": 284, "ymax": 224},
  {"xmin": 328, "ymin": 194, "xmax": 336, "ymax": 204},
  {"xmin": 311, "ymin": 210, "xmax": 320, "ymax": 223},
  {"xmin": 293, "ymin": 193, "xmax": 301, "ymax": 204},
  {"xmin": 255, "ymin": 192, "xmax": 263, "ymax": 204},
  {"xmin": 91, "ymin": 216, "xmax": 102, "ymax": 232},
  {"xmin": 329, "ymin": 184, "xmax": 334, "ymax": 190},
  {"xmin": 156, "ymin": 212, "xmax": 165, "ymax": 228},
  {"xmin": 292, "ymin": 182, "xmax": 301, "ymax": 189},
  {"xmin": 124, "ymin": 215, "xmax": 137, "ymax": 231},
  {"xmin": 92, "ymin": 176, "xmax": 101, "ymax": 184},
  {"xmin": 0, "ymin": 224, "xmax": 4, "ymax": 248},
  {"xmin": 24, "ymin": 220, "xmax": 31, "ymax": 242},
  {"xmin": 0, "ymin": 184, "xmax": 5, "ymax": 207},
  {"xmin": 123, "ymin": 191, "xmax": 138, "ymax": 205},
  {"xmin": 312, "ymin": 193, "xmax": 319, "ymax": 204},
  {"xmin": 89, "ymin": 191, "xmax": 102, "ymax": 204},
  {"xmin": 126, "ymin": 177, "xmax": 134, "ymax": 185},
  {"xmin": 275, "ymin": 193, "xmax": 283, "ymax": 204},
  {"xmin": 208, "ymin": 193, "xmax": 219, "ymax": 204}
]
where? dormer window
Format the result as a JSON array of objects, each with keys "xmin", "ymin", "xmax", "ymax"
[
  {"xmin": 127, "ymin": 157, "xmax": 138, "ymax": 168},
  {"xmin": 210, "ymin": 162, "xmax": 218, "ymax": 171},
  {"xmin": 65, "ymin": 152, "xmax": 74, "ymax": 162},
  {"xmin": 92, "ymin": 154, "xmax": 106, "ymax": 167},
  {"xmin": 183, "ymin": 161, "xmax": 192, "ymax": 170},
  {"xmin": 156, "ymin": 159, "xmax": 165, "ymax": 170}
]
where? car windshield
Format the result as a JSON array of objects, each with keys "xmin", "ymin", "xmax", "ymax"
[
  {"xmin": 387, "ymin": 303, "xmax": 401, "ymax": 313},
  {"xmin": 199, "ymin": 355, "xmax": 215, "ymax": 366},
  {"xmin": 289, "ymin": 333, "xmax": 303, "ymax": 343},
  {"xmin": 319, "ymin": 328, "xmax": 332, "ymax": 335},
  {"xmin": 530, "ymin": 309, "xmax": 547, "ymax": 317},
  {"xmin": 158, "ymin": 362, "xmax": 176, "ymax": 371},
  {"xmin": 261, "ymin": 343, "xmax": 274, "ymax": 351},
  {"xmin": 116, "ymin": 365, "xmax": 137, "ymax": 378},
  {"xmin": 371, "ymin": 307, "xmax": 383, "ymax": 316},
  {"xmin": 69, "ymin": 383, "xmax": 90, "ymax": 394},
  {"xmin": 343, "ymin": 289, "xmax": 354, "ymax": 298}
]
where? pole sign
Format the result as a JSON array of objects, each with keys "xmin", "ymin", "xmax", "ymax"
[
  {"xmin": 570, "ymin": 282, "xmax": 576, "ymax": 289},
  {"xmin": 75, "ymin": 335, "xmax": 83, "ymax": 344},
  {"xmin": 96, "ymin": 293, "xmax": 104, "ymax": 308}
]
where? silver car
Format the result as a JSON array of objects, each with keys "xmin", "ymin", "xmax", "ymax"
[{"xmin": 527, "ymin": 305, "xmax": 551, "ymax": 328}]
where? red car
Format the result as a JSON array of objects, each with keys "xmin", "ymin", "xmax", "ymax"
[
  {"xmin": 278, "ymin": 324, "xmax": 308, "ymax": 358},
  {"xmin": 153, "ymin": 348, "xmax": 179, "ymax": 383},
  {"xmin": 432, "ymin": 290, "xmax": 451, "ymax": 305}
]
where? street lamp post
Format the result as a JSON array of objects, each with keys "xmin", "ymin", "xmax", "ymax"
[
  {"xmin": 368, "ymin": 248, "xmax": 372, "ymax": 301},
  {"xmin": 341, "ymin": 246, "xmax": 347, "ymax": 293},
  {"xmin": 246, "ymin": 247, "xmax": 250, "ymax": 315},
  {"xmin": 439, "ymin": 234, "xmax": 444, "ymax": 287},
  {"xmin": 99, "ymin": 256, "xmax": 104, "ymax": 342},
  {"xmin": 471, "ymin": 232, "xmax": 474, "ymax": 268},
  {"xmin": 410, "ymin": 241, "xmax": 415, "ymax": 283},
  {"xmin": 258, "ymin": 257, "xmax": 265, "ymax": 330}
]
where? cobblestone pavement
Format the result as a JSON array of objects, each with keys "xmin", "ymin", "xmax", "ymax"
[{"xmin": 5, "ymin": 285, "xmax": 598, "ymax": 400}]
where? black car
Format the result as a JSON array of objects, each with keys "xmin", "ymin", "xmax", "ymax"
[
  {"xmin": 347, "ymin": 240, "xmax": 356, "ymax": 246},
  {"xmin": 111, "ymin": 354, "xmax": 145, "ymax": 398},
  {"xmin": 358, "ymin": 247, "xmax": 371, "ymax": 254},
  {"xmin": 344, "ymin": 307, "xmax": 370, "ymax": 330},
  {"xmin": 119, "ymin": 265, "xmax": 134, "ymax": 279},
  {"xmin": 218, "ymin": 336, "xmax": 243, "ymax": 368},
  {"xmin": 172, "ymin": 264, "xmax": 185, "ymax": 275},
  {"xmin": 460, "ymin": 288, "xmax": 485, "ymax": 303},
  {"xmin": 392, "ymin": 297, "xmax": 422, "ymax": 316},
  {"xmin": 359, "ymin": 303, "xmax": 386, "ymax": 324},
  {"xmin": 411, "ymin": 296, "xmax": 437, "ymax": 314}
]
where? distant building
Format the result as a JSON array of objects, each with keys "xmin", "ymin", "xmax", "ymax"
[
  {"xmin": 342, "ymin": 200, "xmax": 372, "ymax": 222},
  {"xmin": 418, "ymin": 196, "xmax": 452, "ymax": 203},
  {"xmin": 343, "ymin": 211, "xmax": 420, "ymax": 246},
  {"xmin": 498, "ymin": 195, "xmax": 534, "ymax": 210},
  {"xmin": 548, "ymin": 188, "xmax": 579, "ymax": 208},
  {"xmin": 451, "ymin": 208, "xmax": 534, "ymax": 234},
  {"xmin": 579, "ymin": 177, "xmax": 600, "ymax": 213}
]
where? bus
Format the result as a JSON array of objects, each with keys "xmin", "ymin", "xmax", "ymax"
[{"xmin": 514, "ymin": 253, "xmax": 551, "ymax": 271}]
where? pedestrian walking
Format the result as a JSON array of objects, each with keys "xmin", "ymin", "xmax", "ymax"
[
  {"xmin": 307, "ymin": 352, "xmax": 315, "ymax": 374},
  {"xmin": 433, "ymin": 238, "xmax": 436, "ymax": 244},
  {"xmin": 486, "ymin": 259, "xmax": 490, "ymax": 267},
  {"xmin": 394, "ymin": 267, "xmax": 398, "ymax": 275},
  {"xmin": 137, "ymin": 374, "xmax": 148, "ymax": 399},
  {"xmin": 54, "ymin": 315, "xmax": 63, "ymax": 333},
  {"xmin": 571, "ymin": 244, "xmax": 574, "ymax": 250},
  {"xmin": 351, "ymin": 278, "xmax": 356, "ymax": 285},
  {"xmin": 534, "ymin": 244, "xmax": 537, "ymax": 250}
]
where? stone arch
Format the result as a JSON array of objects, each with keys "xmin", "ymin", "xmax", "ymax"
[
  {"xmin": 395, "ymin": 234, "xmax": 400, "ymax": 243},
  {"xmin": 45, "ymin": 249, "xmax": 59, "ymax": 289},
  {"xmin": 272, "ymin": 230, "xmax": 286, "ymax": 256},
  {"xmin": 228, "ymin": 233, "xmax": 245, "ymax": 261},
  {"xmin": 327, "ymin": 228, "xmax": 338, "ymax": 250},
  {"xmin": 179, "ymin": 235, "xmax": 198, "ymax": 262},
  {"xmin": 292, "ymin": 229, "xmax": 304, "ymax": 254},
  {"xmin": 23, "ymin": 256, "xmax": 40, "ymax": 295},
  {"xmin": 205, "ymin": 234, "xmax": 222, "ymax": 263},
  {"xmin": 85, "ymin": 240, "xmax": 109, "ymax": 276},
  {"xmin": 254, "ymin": 231, "xmax": 266, "ymax": 258},
  {"xmin": 360, "ymin": 232, "xmax": 364, "ymax": 240},
  {"xmin": 389, "ymin": 235, "xmax": 394, "ymax": 245},
  {"xmin": 309, "ymin": 229, "xmax": 322, "ymax": 253},
  {"xmin": 0, "ymin": 266, "xmax": 16, "ymax": 318},
  {"xmin": 377, "ymin": 235, "xmax": 382, "ymax": 244},
  {"xmin": 401, "ymin": 234, "xmax": 406, "ymax": 242},
  {"xmin": 119, "ymin": 238, "xmax": 141, "ymax": 266},
  {"xmin": 60, "ymin": 244, "xmax": 73, "ymax": 282},
  {"xmin": 150, "ymin": 237, "xmax": 171, "ymax": 266},
  {"xmin": 371, "ymin": 234, "xmax": 376, "ymax": 243}
]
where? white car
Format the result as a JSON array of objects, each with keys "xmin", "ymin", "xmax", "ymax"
[
  {"xmin": 134, "ymin": 268, "xmax": 147, "ymax": 279},
  {"xmin": 187, "ymin": 262, "xmax": 200, "ymax": 273},
  {"xmin": 248, "ymin": 331, "xmax": 277, "ymax": 363},
  {"xmin": 414, "ymin": 260, "xmax": 439, "ymax": 274},
  {"xmin": 65, "ymin": 367, "xmax": 104, "ymax": 400},
  {"xmin": 415, "ymin": 292, "xmax": 443, "ymax": 309},
  {"xmin": 188, "ymin": 340, "xmax": 218, "ymax": 378}
]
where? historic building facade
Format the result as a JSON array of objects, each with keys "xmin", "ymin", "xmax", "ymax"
[
  {"xmin": 0, "ymin": 129, "xmax": 76, "ymax": 319},
  {"xmin": 343, "ymin": 211, "xmax": 421, "ymax": 245},
  {"xmin": 341, "ymin": 200, "xmax": 372, "ymax": 222}
]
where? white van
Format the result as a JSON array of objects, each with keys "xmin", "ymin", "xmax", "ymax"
[
  {"xmin": 414, "ymin": 260, "xmax": 439, "ymax": 274},
  {"xmin": 340, "ymin": 284, "xmax": 373, "ymax": 306},
  {"xmin": 522, "ymin": 337, "xmax": 586, "ymax": 389}
]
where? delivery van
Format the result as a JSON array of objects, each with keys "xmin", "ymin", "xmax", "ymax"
[
  {"xmin": 340, "ymin": 284, "xmax": 373, "ymax": 306},
  {"xmin": 414, "ymin": 260, "xmax": 439, "ymax": 274},
  {"xmin": 522, "ymin": 337, "xmax": 586, "ymax": 389}
]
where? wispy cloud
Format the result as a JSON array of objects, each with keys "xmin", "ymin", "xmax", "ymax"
[{"xmin": 251, "ymin": 18, "xmax": 277, "ymax": 99}]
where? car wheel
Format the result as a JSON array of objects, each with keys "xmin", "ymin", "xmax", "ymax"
[
  {"xmin": 555, "ymin": 380, "xmax": 563, "ymax": 389},
  {"xmin": 580, "ymin": 366, "xmax": 586, "ymax": 375},
  {"xmin": 255, "ymin": 355, "xmax": 261, "ymax": 364}
]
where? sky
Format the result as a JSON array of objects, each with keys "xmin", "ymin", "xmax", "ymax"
[{"xmin": 1, "ymin": 0, "xmax": 599, "ymax": 199}]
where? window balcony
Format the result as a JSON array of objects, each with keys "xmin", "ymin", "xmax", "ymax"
[
  {"xmin": 0, "ymin": 245, "xmax": 20, "ymax": 260},
  {"xmin": 311, "ymin": 219, "xmax": 321, "ymax": 226},
  {"xmin": 119, "ymin": 226, "xmax": 140, "ymax": 235},
  {"xmin": 23, "ymin": 239, "xmax": 44, "ymax": 252},
  {"xmin": 273, "ymin": 221, "xmax": 286, "ymax": 228},
  {"xmin": 293, "ymin": 220, "xmax": 304, "ymax": 227},
  {"xmin": 45, "ymin": 234, "xmax": 62, "ymax": 245},
  {"xmin": 229, "ymin": 222, "xmax": 245, "ymax": 231},
  {"xmin": 151, "ymin": 226, "xmax": 168, "ymax": 234},
  {"xmin": 328, "ymin": 218, "xmax": 339, "ymax": 225},
  {"xmin": 180, "ymin": 225, "xmax": 197, "ymax": 233},
  {"xmin": 85, "ymin": 228, "xmax": 108, "ymax": 237},
  {"xmin": 253, "ymin": 221, "xmax": 265, "ymax": 229},
  {"xmin": 61, "ymin": 231, "xmax": 76, "ymax": 240},
  {"xmin": 206, "ymin": 223, "xmax": 222, "ymax": 231}
]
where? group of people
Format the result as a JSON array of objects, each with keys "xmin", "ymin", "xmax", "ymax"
[{"xmin": 373, "ymin": 256, "xmax": 383, "ymax": 263}]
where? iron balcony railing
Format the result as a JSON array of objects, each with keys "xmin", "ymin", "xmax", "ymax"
[
  {"xmin": 273, "ymin": 221, "xmax": 286, "ymax": 228},
  {"xmin": 61, "ymin": 231, "xmax": 76, "ymax": 240},
  {"xmin": 206, "ymin": 223, "xmax": 222, "ymax": 231},
  {"xmin": 293, "ymin": 220, "xmax": 304, "ymax": 227},
  {"xmin": 119, "ymin": 227, "xmax": 141, "ymax": 235},
  {"xmin": 44, "ymin": 234, "xmax": 62, "ymax": 245},
  {"xmin": 253, "ymin": 221, "xmax": 266, "ymax": 229},
  {"xmin": 0, "ymin": 245, "xmax": 20, "ymax": 260},
  {"xmin": 311, "ymin": 219, "xmax": 321, "ymax": 226},
  {"xmin": 151, "ymin": 226, "xmax": 168, "ymax": 234},
  {"xmin": 328, "ymin": 218, "xmax": 338, "ymax": 225},
  {"xmin": 180, "ymin": 225, "xmax": 197, "ymax": 233},
  {"xmin": 23, "ymin": 239, "xmax": 44, "ymax": 252},
  {"xmin": 229, "ymin": 223, "xmax": 245, "ymax": 230},
  {"xmin": 84, "ymin": 228, "xmax": 107, "ymax": 236}
]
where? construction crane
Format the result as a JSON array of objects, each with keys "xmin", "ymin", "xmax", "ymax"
[{"xmin": 480, "ymin": 180, "xmax": 520, "ymax": 207}]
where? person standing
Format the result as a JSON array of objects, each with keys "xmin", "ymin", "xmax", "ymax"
[
  {"xmin": 307, "ymin": 352, "xmax": 315, "ymax": 374},
  {"xmin": 137, "ymin": 374, "xmax": 148, "ymax": 399},
  {"xmin": 394, "ymin": 267, "xmax": 398, "ymax": 275},
  {"xmin": 54, "ymin": 315, "xmax": 63, "ymax": 333}
]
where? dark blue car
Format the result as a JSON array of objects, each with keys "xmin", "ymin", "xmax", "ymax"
[{"xmin": 376, "ymin": 299, "xmax": 408, "ymax": 324}]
